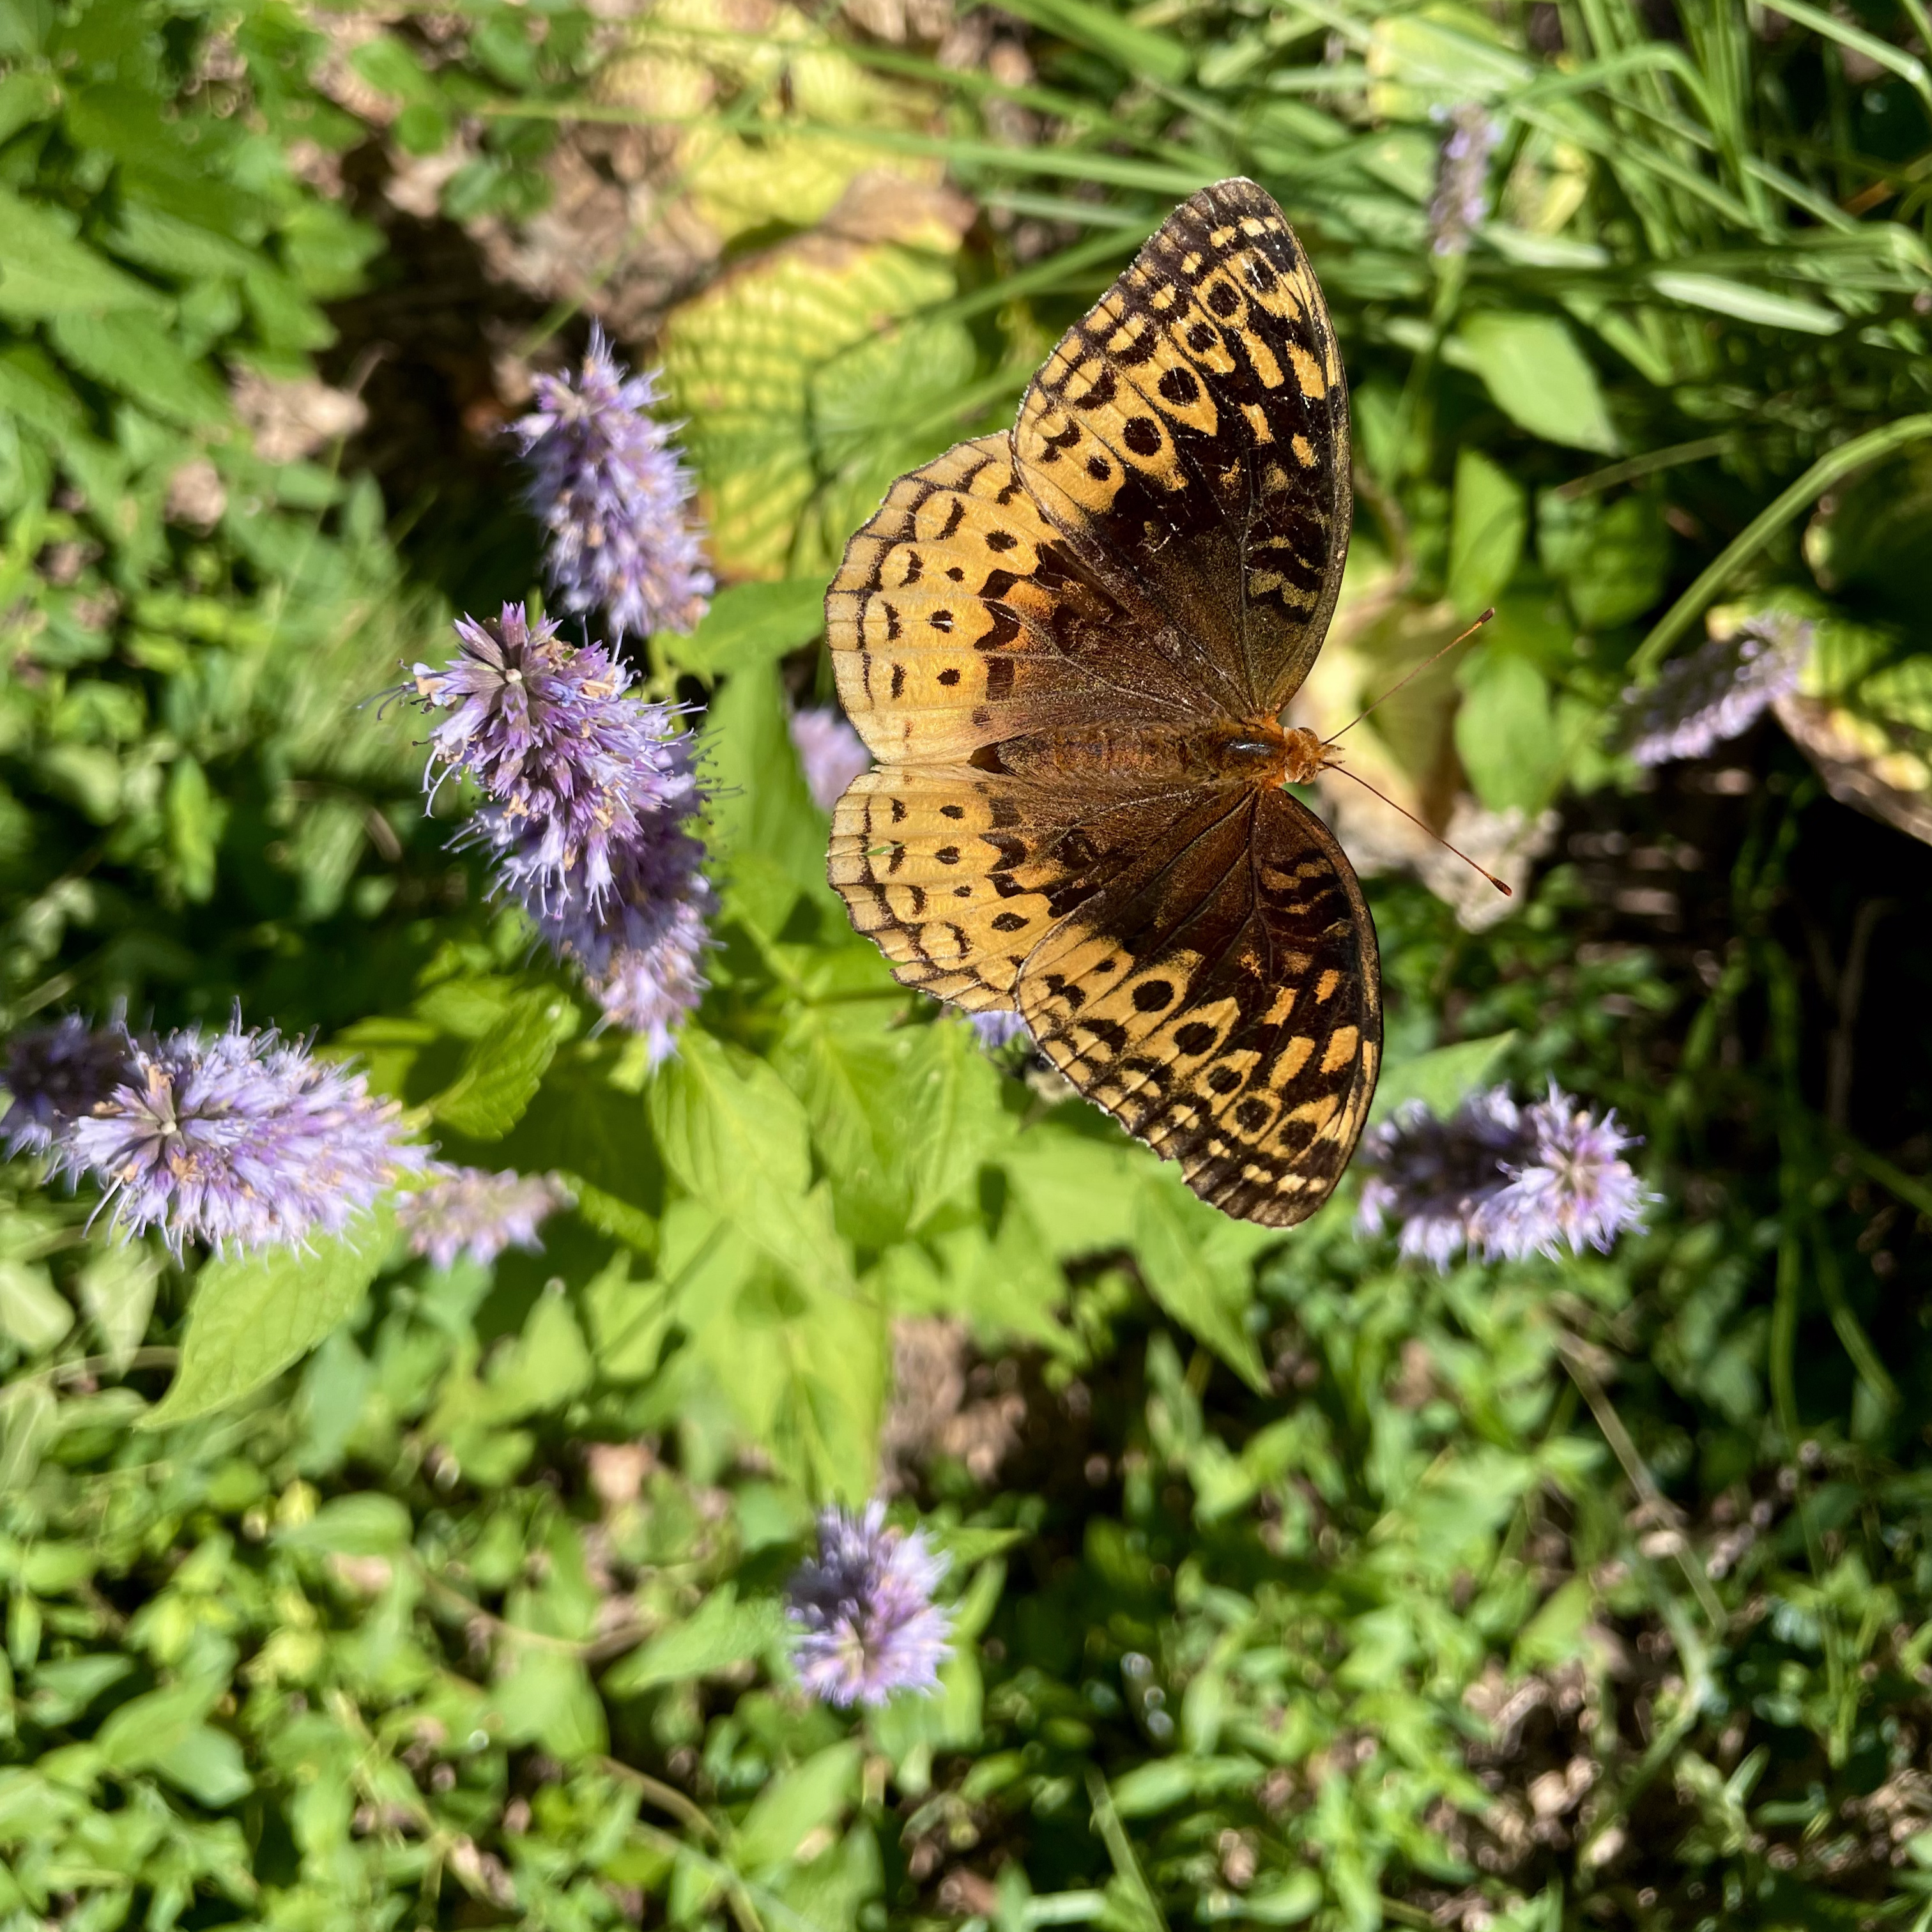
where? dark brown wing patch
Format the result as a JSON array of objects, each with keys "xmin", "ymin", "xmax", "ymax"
[
  {"xmin": 1013, "ymin": 178, "xmax": 1352, "ymax": 717},
  {"xmin": 1016, "ymin": 786, "xmax": 1379, "ymax": 1227}
]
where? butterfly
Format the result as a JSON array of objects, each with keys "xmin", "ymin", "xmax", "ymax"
[{"xmin": 824, "ymin": 178, "xmax": 1377, "ymax": 1227}]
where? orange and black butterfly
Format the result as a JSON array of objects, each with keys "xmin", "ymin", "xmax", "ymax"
[{"xmin": 825, "ymin": 179, "xmax": 1377, "ymax": 1227}]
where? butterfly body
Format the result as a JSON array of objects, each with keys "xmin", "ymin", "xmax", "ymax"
[{"xmin": 825, "ymin": 179, "xmax": 1379, "ymax": 1227}]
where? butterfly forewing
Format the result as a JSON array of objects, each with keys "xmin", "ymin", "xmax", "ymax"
[
  {"xmin": 1012, "ymin": 178, "xmax": 1353, "ymax": 718},
  {"xmin": 825, "ymin": 178, "xmax": 1380, "ymax": 1226},
  {"xmin": 829, "ymin": 435, "xmax": 1200, "ymax": 766}
]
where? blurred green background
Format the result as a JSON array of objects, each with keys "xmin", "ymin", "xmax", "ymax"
[{"xmin": 6, "ymin": 0, "xmax": 1932, "ymax": 1926}]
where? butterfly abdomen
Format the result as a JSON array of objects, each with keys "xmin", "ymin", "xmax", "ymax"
[{"xmin": 977, "ymin": 720, "xmax": 1300, "ymax": 790}]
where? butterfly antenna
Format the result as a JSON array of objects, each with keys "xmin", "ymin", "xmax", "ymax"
[
  {"xmin": 1321, "ymin": 760, "xmax": 1512, "ymax": 896},
  {"xmin": 1328, "ymin": 608, "xmax": 1495, "ymax": 742}
]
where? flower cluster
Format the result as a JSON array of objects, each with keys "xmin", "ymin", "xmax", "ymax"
[
  {"xmin": 788, "ymin": 706, "xmax": 871, "ymax": 814},
  {"xmin": 1429, "ymin": 103, "xmax": 1501, "ymax": 257},
  {"xmin": 399, "ymin": 1165, "xmax": 572, "ymax": 1270},
  {"xmin": 516, "ymin": 325, "xmax": 712, "ymax": 643},
  {"xmin": 1623, "ymin": 617, "xmax": 1811, "ymax": 766},
  {"xmin": 787, "ymin": 1502, "xmax": 953, "ymax": 1707},
  {"xmin": 411, "ymin": 602, "xmax": 714, "ymax": 1059},
  {"xmin": 1356, "ymin": 1081, "xmax": 1647, "ymax": 1269},
  {"xmin": 4, "ymin": 1013, "xmax": 419, "ymax": 1257}
]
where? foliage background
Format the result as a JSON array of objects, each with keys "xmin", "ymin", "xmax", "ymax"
[{"xmin": 5, "ymin": 0, "xmax": 1932, "ymax": 1927}]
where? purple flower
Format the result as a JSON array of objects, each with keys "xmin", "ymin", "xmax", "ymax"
[
  {"xmin": 411, "ymin": 603, "xmax": 698, "ymax": 912},
  {"xmin": 1357, "ymin": 1081, "xmax": 1646, "ymax": 1268},
  {"xmin": 2, "ymin": 1016, "xmax": 138, "ymax": 1159},
  {"xmin": 1624, "ymin": 617, "xmax": 1810, "ymax": 765},
  {"xmin": 516, "ymin": 325, "xmax": 712, "ymax": 643},
  {"xmin": 788, "ymin": 1502, "xmax": 952, "ymax": 1708},
  {"xmin": 1357, "ymin": 1086, "xmax": 1526, "ymax": 1269},
  {"xmin": 512, "ymin": 790, "xmax": 716, "ymax": 1066},
  {"xmin": 399, "ymin": 1166, "xmax": 572, "ymax": 1269},
  {"xmin": 789, "ymin": 707, "xmax": 871, "ymax": 813},
  {"xmin": 410, "ymin": 603, "xmax": 717, "ymax": 1061},
  {"xmin": 969, "ymin": 1010, "xmax": 1031, "ymax": 1052},
  {"xmin": 1429, "ymin": 104, "xmax": 1501, "ymax": 257},
  {"xmin": 1474, "ymin": 1084, "xmax": 1650, "ymax": 1261},
  {"xmin": 49, "ymin": 1018, "xmax": 422, "ymax": 1257}
]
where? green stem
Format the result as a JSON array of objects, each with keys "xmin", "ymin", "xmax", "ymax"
[
  {"xmin": 1629, "ymin": 413, "xmax": 1932, "ymax": 678},
  {"xmin": 1812, "ymin": 1225, "xmax": 1898, "ymax": 1414}
]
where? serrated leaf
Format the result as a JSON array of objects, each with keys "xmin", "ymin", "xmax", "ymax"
[
  {"xmin": 48, "ymin": 312, "xmax": 230, "ymax": 426},
  {"xmin": 75, "ymin": 1245, "xmax": 159, "ymax": 1373},
  {"xmin": 429, "ymin": 990, "xmax": 571, "ymax": 1140},
  {"xmin": 142, "ymin": 1204, "xmax": 397, "ymax": 1428},
  {"xmin": 0, "ymin": 188, "xmax": 167, "ymax": 319}
]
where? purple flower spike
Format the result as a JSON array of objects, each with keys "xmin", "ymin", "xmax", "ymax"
[
  {"xmin": 1356, "ymin": 1080, "xmax": 1646, "ymax": 1269},
  {"xmin": 1429, "ymin": 103, "xmax": 1501, "ymax": 257},
  {"xmin": 399, "ymin": 1167, "xmax": 572, "ymax": 1270},
  {"xmin": 50, "ymin": 1018, "xmax": 422, "ymax": 1258},
  {"xmin": 1475, "ymin": 1084, "xmax": 1649, "ymax": 1261},
  {"xmin": 1624, "ymin": 617, "xmax": 1810, "ymax": 766},
  {"xmin": 789, "ymin": 707, "xmax": 871, "ymax": 813},
  {"xmin": 1356, "ymin": 1086, "xmax": 1526, "ymax": 1270},
  {"xmin": 2, "ymin": 1016, "xmax": 139, "ymax": 1159},
  {"xmin": 412, "ymin": 603, "xmax": 700, "ymax": 912},
  {"xmin": 788, "ymin": 1502, "xmax": 953, "ymax": 1708},
  {"xmin": 516, "ymin": 324, "xmax": 713, "ymax": 642}
]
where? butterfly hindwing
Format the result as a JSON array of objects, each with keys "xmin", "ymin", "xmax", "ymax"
[
  {"xmin": 1016, "ymin": 786, "xmax": 1379, "ymax": 1227},
  {"xmin": 1013, "ymin": 178, "xmax": 1352, "ymax": 717},
  {"xmin": 828, "ymin": 762, "xmax": 1183, "ymax": 1009}
]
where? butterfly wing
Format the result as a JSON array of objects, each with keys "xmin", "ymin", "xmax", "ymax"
[
  {"xmin": 827, "ymin": 758, "xmax": 1206, "ymax": 1011},
  {"xmin": 829, "ymin": 434, "xmax": 1208, "ymax": 768},
  {"xmin": 1016, "ymin": 785, "xmax": 1380, "ymax": 1226},
  {"xmin": 1012, "ymin": 178, "xmax": 1351, "ymax": 719}
]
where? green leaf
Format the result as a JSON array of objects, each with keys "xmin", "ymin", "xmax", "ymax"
[
  {"xmin": 1447, "ymin": 449, "xmax": 1527, "ymax": 615},
  {"xmin": 75, "ymin": 1245, "xmax": 159, "ymax": 1373},
  {"xmin": 584, "ymin": 1254, "xmax": 676, "ymax": 1382},
  {"xmin": 48, "ymin": 312, "xmax": 230, "ymax": 427},
  {"xmin": 276, "ymin": 1493, "xmax": 414, "ymax": 1556},
  {"xmin": 703, "ymin": 660, "xmax": 831, "ymax": 937},
  {"xmin": 992, "ymin": 0, "xmax": 1191, "ymax": 80},
  {"xmin": 0, "ymin": 1261, "xmax": 72, "ymax": 1354},
  {"xmin": 734, "ymin": 1740, "xmax": 864, "ymax": 1871},
  {"xmin": 650, "ymin": 1029, "xmax": 852, "ymax": 1288},
  {"xmin": 665, "ymin": 578, "xmax": 825, "ymax": 678},
  {"xmin": 1650, "ymin": 271, "xmax": 1843, "ymax": 336},
  {"xmin": 1539, "ymin": 490, "xmax": 1670, "ymax": 631},
  {"xmin": 484, "ymin": 1291, "xmax": 594, "ymax": 1422},
  {"xmin": 1133, "ymin": 1174, "xmax": 1274, "ymax": 1394},
  {"xmin": 603, "ymin": 1584, "xmax": 788, "ymax": 1696},
  {"xmin": 1457, "ymin": 312, "xmax": 1617, "ymax": 454},
  {"xmin": 1454, "ymin": 648, "xmax": 1562, "ymax": 815},
  {"xmin": 429, "ymin": 990, "xmax": 572, "ymax": 1140},
  {"xmin": 165, "ymin": 754, "xmax": 224, "ymax": 901},
  {"xmin": 1370, "ymin": 1031, "xmax": 1517, "ymax": 1123},
  {"xmin": 0, "ymin": 188, "xmax": 167, "ymax": 319},
  {"xmin": 142, "ymin": 1204, "xmax": 397, "ymax": 1428},
  {"xmin": 150, "ymin": 1725, "xmax": 251, "ymax": 1807}
]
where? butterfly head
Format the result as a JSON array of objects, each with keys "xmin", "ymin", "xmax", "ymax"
[{"xmin": 1278, "ymin": 724, "xmax": 1338, "ymax": 786}]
